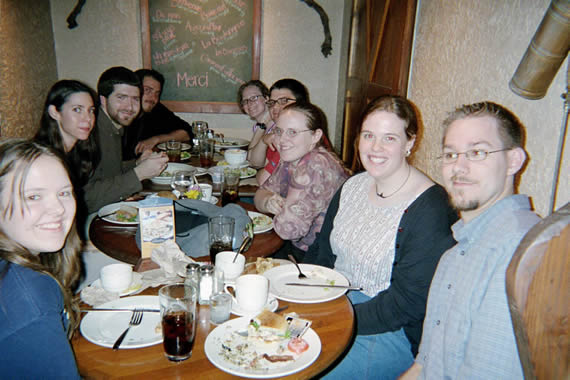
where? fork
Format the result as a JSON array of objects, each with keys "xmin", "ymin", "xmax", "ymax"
[
  {"xmin": 288, "ymin": 254, "xmax": 308, "ymax": 279},
  {"xmin": 112, "ymin": 309, "xmax": 143, "ymax": 350}
]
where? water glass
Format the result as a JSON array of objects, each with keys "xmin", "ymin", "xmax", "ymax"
[
  {"xmin": 159, "ymin": 284, "xmax": 197, "ymax": 362},
  {"xmin": 210, "ymin": 292, "xmax": 232, "ymax": 325},
  {"xmin": 170, "ymin": 170, "xmax": 195, "ymax": 197},
  {"xmin": 192, "ymin": 121, "xmax": 208, "ymax": 152},
  {"xmin": 209, "ymin": 167, "xmax": 224, "ymax": 194}
]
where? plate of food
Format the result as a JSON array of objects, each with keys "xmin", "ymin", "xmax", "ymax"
[
  {"xmin": 98, "ymin": 202, "xmax": 139, "ymax": 225},
  {"xmin": 240, "ymin": 167, "xmax": 257, "ymax": 179},
  {"xmin": 214, "ymin": 137, "xmax": 249, "ymax": 150},
  {"xmin": 263, "ymin": 264, "xmax": 350, "ymax": 303},
  {"xmin": 247, "ymin": 211, "xmax": 273, "ymax": 234},
  {"xmin": 80, "ymin": 296, "xmax": 162, "ymax": 349},
  {"xmin": 216, "ymin": 160, "xmax": 250, "ymax": 169},
  {"xmin": 150, "ymin": 162, "xmax": 199, "ymax": 185},
  {"xmin": 204, "ymin": 312, "xmax": 321, "ymax": 378},
  {"xmin": 157, "ymin": 142, "xmax": 191, "ymax": 151},
  {"xmin": 180, "ymin": 151, "xmax": 191, "ymax": 161},
  {"xmin": 244, "ymin": 258, "xmax": 291, "ymax": 275}
]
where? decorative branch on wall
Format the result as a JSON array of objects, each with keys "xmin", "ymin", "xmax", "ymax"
[
  {"xmin": 300, "ymin": 0, "xmax": 332, "ymax": 57},
  {"xmin": 67, "ymin": 0, "xmax": 86, "ymax": 29}
]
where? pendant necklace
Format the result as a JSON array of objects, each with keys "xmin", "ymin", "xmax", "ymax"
[{"xmin": 376, "ymin": 165, "xmax": 411, "ymax": 199}]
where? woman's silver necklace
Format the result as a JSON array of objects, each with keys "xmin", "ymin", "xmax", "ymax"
[{"xmin": 376, "ymin": 165, "xmax": 411, "ymax": 199}]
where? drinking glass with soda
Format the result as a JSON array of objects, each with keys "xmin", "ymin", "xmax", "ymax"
[{"xmin": 159, "ymin": 284, "xmax": 197, "ymax": 361}]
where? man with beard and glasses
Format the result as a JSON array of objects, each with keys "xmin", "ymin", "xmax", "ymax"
[
  {"xmin": 400, "ymin": 101, "xmax": 540, "ymax": 380},
  {"xmin": 122, "ymin": 69, "xmax": 193, "ymax": 160},
  {"xmin": 83, "ymin": 66, "xmax": 168, "ymax": 214}
]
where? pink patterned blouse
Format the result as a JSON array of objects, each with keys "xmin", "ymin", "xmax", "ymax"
[{"xmin": 261, "ymin": 147, "xmax": 348, "ymax": 251}]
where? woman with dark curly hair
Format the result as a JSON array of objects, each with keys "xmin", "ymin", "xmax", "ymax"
[{"xmin": 0, "ymin": 139, "xmax": 82, "ymax": 378}]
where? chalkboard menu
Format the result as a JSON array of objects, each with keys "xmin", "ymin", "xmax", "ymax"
[{"xmin": 141, "ymin": 0, "xmax": 261, "ymax": 113}]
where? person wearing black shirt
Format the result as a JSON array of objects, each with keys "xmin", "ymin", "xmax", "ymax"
[{"xmin": 122, "ymin": 69, "xmax": 193, "ymax": 160}]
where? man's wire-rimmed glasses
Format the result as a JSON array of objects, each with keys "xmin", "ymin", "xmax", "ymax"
[{"xmin": 438, "ymin": 148, "xmax": 511, "ymax": 164}]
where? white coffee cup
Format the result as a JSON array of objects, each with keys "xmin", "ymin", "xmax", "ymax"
[
  {"xmin": 215, "ymin": 251, "xmax": 245, "ymax": 282},
  {"xmin": 99, "ymin": 263, "xmax": 133, "ymax": 293},
  {"xmin": 199, "ymin": 183, "xmax": 213, "ymax": 202},
  {"xmin": 224, "ymin": 274, "xmax": 268, "ymax": 314}
]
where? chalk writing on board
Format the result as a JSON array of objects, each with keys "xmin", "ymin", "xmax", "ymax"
[{"xmin": 143, "ymin": 0, "xmax": 258, "ymax": 105}]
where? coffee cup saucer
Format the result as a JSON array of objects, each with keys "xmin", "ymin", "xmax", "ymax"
[
  {"xmin": 91, "ymin": 272, "xmax": 142, "ymax": 296},
  {"xmin": 230, "ymin": 296, "xmax": 278, "ymax": 317}
]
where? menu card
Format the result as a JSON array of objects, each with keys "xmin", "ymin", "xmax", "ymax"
[{"xmin": 138, "ymin": 197, "xmax": 175, "ymax": 258}]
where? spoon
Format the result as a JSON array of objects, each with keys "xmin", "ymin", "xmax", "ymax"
[
  {"xmin": 233, "ymin": 236, "xmax": 252, "ymax": 263},
  {"xmin": 288, "ymin": 254, "xmax": 308, "ymax": 279}
]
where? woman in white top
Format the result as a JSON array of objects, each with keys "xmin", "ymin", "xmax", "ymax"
[{"xmin": 304, "ymin": 95, "xmax": 457, "ymax": 380}]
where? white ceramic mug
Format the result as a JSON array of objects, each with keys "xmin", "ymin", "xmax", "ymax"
[
  {"xmin": 215, "ymin": 251, "xmax": 245, "ymax": 282},
  {"xmin": 224, "ymin": 274, "xmax": 268, "ymax": 314},
  {"xmin": 198, "ymin": 183, "xmax": 213, "ymax": 202},
  {"xmin": 99, "ymin": 263, "xmax": 133, "ymax": 293}
]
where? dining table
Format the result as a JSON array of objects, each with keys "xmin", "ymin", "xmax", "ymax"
[
  {"xmin": 89, "ymin": 201, "xmax": 284, "ymax": 266},
  {"xmin": 73, "ymin": 287, "xmax": 355, "ymax": 379},
  {"xmin": 89, "ymin": 150, "xmax": 283, "ymax": 265}
]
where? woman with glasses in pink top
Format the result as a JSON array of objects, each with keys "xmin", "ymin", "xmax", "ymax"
[
  {"xmin": 254, "ymin": 102, "xmax": 349, "ymax": 262},
  {"xmin": 256, "ymin": 78, "xmax": 311, "ymax": 185}
]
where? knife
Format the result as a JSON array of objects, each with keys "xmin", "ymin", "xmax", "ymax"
[
  {"xmin": 285, "ymin": 283, "xmax": 362, "ymax": 290},
  {"xmin": 81, "ymin": 308, "xmax": 160, "ymax": 313}
]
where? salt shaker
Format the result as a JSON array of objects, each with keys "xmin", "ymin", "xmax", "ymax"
[
  {"xmin": 185, "ymin": 263, "xmax": 200, "ymax": 290},
  {"xmin": 198, "ymin": 265, "xmax": 215, "ymax": 305}
]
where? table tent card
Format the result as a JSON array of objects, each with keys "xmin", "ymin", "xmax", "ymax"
[{"xmin": 139, "ymin": 197, "xmax": 175, "ymax": 258}]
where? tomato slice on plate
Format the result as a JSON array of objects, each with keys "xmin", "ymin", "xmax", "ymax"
[{"xmin": 287, "ymin": 337, "xmax": 309, "ymax": 354}]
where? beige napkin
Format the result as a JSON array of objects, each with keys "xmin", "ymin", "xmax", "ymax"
[{"xmin": 151, "ymin": 240, "xmax": 197, "ymax": 277}]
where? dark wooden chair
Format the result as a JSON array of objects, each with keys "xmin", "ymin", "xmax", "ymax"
[{"xmin": 506, "ymin": 202, "xmax": 569, "ymax": 380}]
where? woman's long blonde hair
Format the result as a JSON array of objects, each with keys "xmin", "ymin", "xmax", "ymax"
[{"xmin": 0, "ymin": 139, "xmax": 82, "ymax": 337}]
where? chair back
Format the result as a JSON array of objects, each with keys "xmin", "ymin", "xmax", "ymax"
[{"xmin": 506, "ymin": 202, "xmax": 569, "ymax": 380}]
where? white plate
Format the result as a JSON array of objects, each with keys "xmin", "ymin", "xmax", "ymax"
[
  {"xmin": 240, "ymin": 167, "xmax": 257, "ymax": 179},
  {"xmin": 214, "ymin": 137, "xmax": 249, "ymax": 150},
  {"xmin": 157, "ymin": 142, "xmax": 191, "ymax": 151},
  {"xmin": 205, "ymin": 317, "xmax": 321, "ymax": 378},
  {"xmin": 90, "ymin": 272, "xmax": 143, "ymax": 296},
  {"xmin": 150, "ymin": 162, "xmax": 201, "ymax": 185},
  {"xmin": 216, "ymin": 160, "xmax": 250, "ymax": 169},
  {"xmin": 263, "ymin": 264, "xmax": 350, "ymax": 303},
  {"xmin": 180, "ymin": 151, "xmax": 191, "ymax": 161},
  {"xmin": 247, "ymin": 211, "xmax": 273, "ymax": 234},
  {"xmin": 231, "ymin": 296, "xmax": 278, "ymax": 317},
  {"xmin": 80, "ymin": 296, "xmax": 162, "ymax": 349},
  {"xmin": 98, "ymin": 201, "xmax": 139, "ymax": 225},
  {"xmin": 244, "ymin": 259, "xmax": 291, "ymax": 275}
]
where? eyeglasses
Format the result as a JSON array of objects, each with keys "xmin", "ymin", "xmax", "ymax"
[
  {"xmin": 438, "ymin": 148, "xmax": 510, "ymax": 164},
  {"xmin": 266, "ymin": 97, "xmax": 296, "ymax": 108},
  {"xmin": 240, "ymin": 95, "xmax": 264, "ymax": 106},
  {"xmin": 273, "ymin": 127, "xmax": 313, "ymax": 138}
]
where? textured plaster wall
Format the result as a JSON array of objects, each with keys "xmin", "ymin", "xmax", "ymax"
[
  {"xmin": 51, "ymin": 0, "xmax": 349, "ymax": 148},
  {"xmin": 410, "ymin": 0, "xmax": 569, "ymax": 216},
  {"xmin": 0, "ymin": 0, "xmax": 57, "ymax": 138}
]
